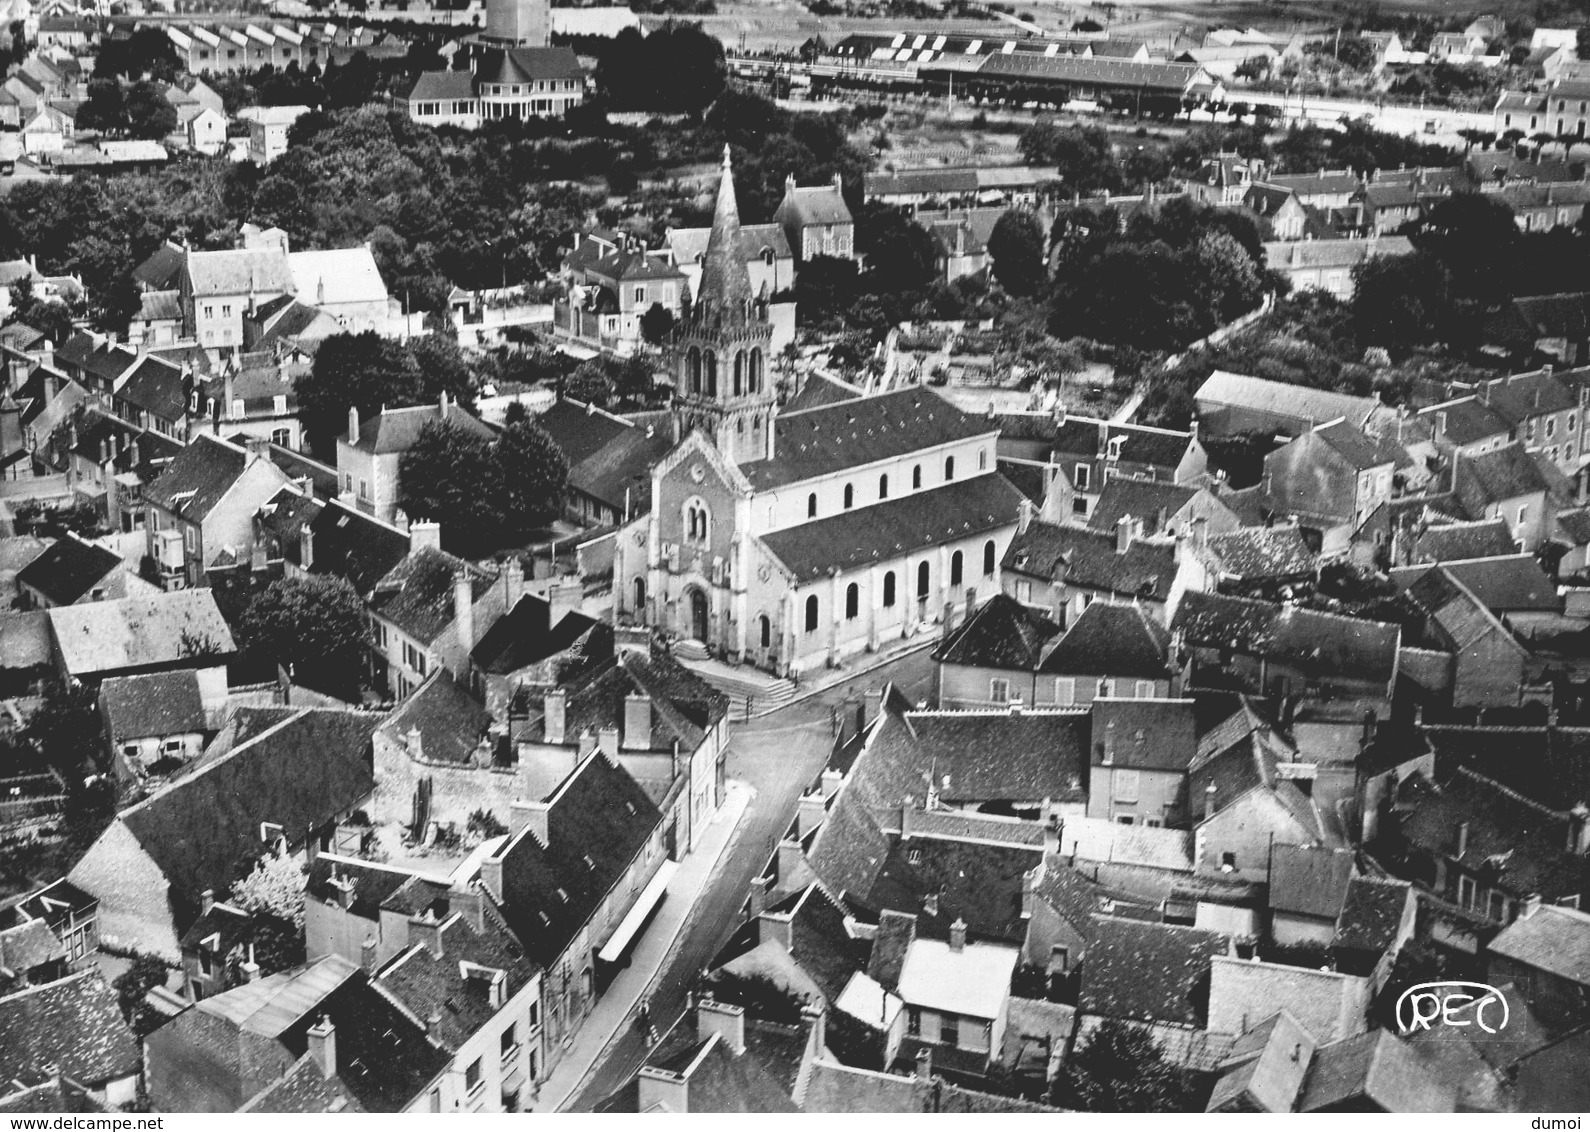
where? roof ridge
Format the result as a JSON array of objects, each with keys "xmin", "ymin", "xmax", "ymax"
[
  {"xmin": 0, "ymin": 966, "xmax": 96, "ymax": 1004},
  {"xmin": 1452, "ymin": 765, "xmax": 1568, "ymax": 819},
  {"xmin": 118, "ymin": 706, "xmax": 315, "ymax": 820}
]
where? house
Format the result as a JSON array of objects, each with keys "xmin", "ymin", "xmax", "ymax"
[
  {"xmin": 1501, "ymin": 292, "xmax": 1590, "ymax": 365},
  {"xmin": 1035, "ymin": 599, "xmax": 1175, "ymax": 705},
  {"xmin": 533, "ymin": 398, "xmax": 675, "ymax": 527},
  {"xmin": 1023, "ymin": 409, "xmax": 1203, "ymax": 525},
  {"xmin": 1170, "ymin": 523, "xmax": 1319, "ymax": 604},
  {"xmin": 1186, "ymin": 153, "xmax": 1264, "ymax": 206},
  {"xmin": 366, "ymin": 537, "xmax": 504, "ymax": 700},
  {"xmin": 1245, "ymin": 185, "xmax": 1309, "ymax": 240},
  {"xmin": 284, "ymin": 246, "xmax": 402, "ymax": 332},
  {"xmin": 402, "ymin": 47, "xmax": 584, "ymax": 129},
  {"xmin": 1266, "ymin": 844, "xmax": 1355, "ymax": 946},
  {"xmin": 12, "ymin": 879, "xmax": 99, "ymax": 969},
  {"xmin": 1393, "ymin": 564, "xmax": 1531, "ymax": 707},
  {"xmin": 1264, "ymin": 236, "xmax": 1415, "ymax": 298},
  {"xmin": 773, "ymin": 173, "xmax": 855, "ymax": 263},
  {"xmin": 1453, "ymin": 443, "xmax": 1551, "ymax": 550},
  {"xmin": 1193, "ymin": 371, "xmax": 1381, "ymax": 440},
  {"xmin": 1332, "ymin": 875, "xmax": 1416, "ymax": 979},
  {"xmin": 182, "ymin": 105, "xmax": 227, "ymax": 155},
  {"xmin": 466, "ymin": 571, "xmax": 597, "ymax": 712},
  {"xmin": 931, "ymin": 592, "xmax": 1060, "ymax": 709},
  {"xmin": 14, "ymin": 534, "xmax": 123, "ymax": 609},
  {"xmin": 555, "ymin": 231, "xmax": 688, "ymax": 357},
  {"xmin": 1263, "ymin": 169, "xmax": 1360, "ymax": 210},
  {"xmin": 1002, "ymin": 519, "xmax": 1177, "ymax": 626},
  {"xmin": 1485, "ymin": 903, "xmax": 1590, "ymax": 1029},
  {"xmin": 246, "ymin": 104, "xmax": 309, "ymax": 165},
  {"xmin": 336, "ymin": 397, "xmax": 494, "ymax": 526},
  {"xmin": 145, "ymin": 956, "xmax": 448, "ymax": 1112},
  {"xmin": 1421, "ymin": 396, "xmax": 1515, "ymax": 460},
  {"xmin": 99, "ymin": 669, "xmax": 215, "ymax": 782},
  {"xmin": 1206, "ymin": 954, "xmax": 1371, "ymax": 1044},
  {"xmin": 1468, "ymin": 368, "xmax": 1586, "ymax": 478},
  {"xmin": 112, "ymin": 353, "xmax": 192, "ymax": 440},
  {"xmin": 177, "ymin": 244, "xmax": 296, "ymax": 353},
  {"xmin": 143, "ymin": 434, "xmax": 296, "ymax": 589},
  {"xmin": 895, "ymin": 923, "xmax": 1018, "ymax": 1078},
  {"xmin": 1261, "ymin": 418, "xmax": 1404, "ymax": 558},
  {"xmin": 475, "ymin": 748, "xmax": 666, "ymax": 1086},
  {"xmin": 665, "ymin": 222, "xmax": 795, "ymax": 304},
  {"xmin": 1084, "ymin": 480, "xmax": 1237, "ymax": 541},
  {"xmin": 178, "ymin": 897, "xmax": 261, "ymax": 1003},
  {"xmin": 0, "ymin": 971, "xmax": 140, "ymax": 1110},
  {"xmin": 918, "ymin": 207, "xmax": 1003, "ymax": 283},
  {"xmin": 1085, "ymin": 697, "xmax": 1198, "ymax": 827},
  {"xmin": 45, "ymin": 588, "xmax": 236, "ymax": 686},
  {"xmin": 68, "ymin": 707, "xmax": 381, "ymax": 962}
]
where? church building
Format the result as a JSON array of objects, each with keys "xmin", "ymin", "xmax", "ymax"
[{"xmin": 612, "ymin": 149, "xmax": 1024, "ymax": 676}]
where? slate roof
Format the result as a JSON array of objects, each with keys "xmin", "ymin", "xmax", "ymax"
[
  {"xmin": 353, "ymin": 403, "xmax": 493, "ymax": 455},
  {"xmin": 1474, "ymin": 369, "xmax": 1578, "ymax": 423},
  {"xmin": 1036, "ymin": 600, "xmax": 1171, "ymax": 679},
  {"xmin": 1268, "ymin": 844, "xmax": 1354, "ymax": 920},
  {"xmin": 240, "ymin": 1053, "xmax": 364, "ymax": 1113},
  {"xmin": 1391, "ymin": 554, "xmax": 1559, "ymax": 613},
  {"xmin": 864, "ymin": 834, "xmax": 1040, "ymax": 945},
  {"xmin": 1079, "ymin": 916, "xmax": 1230, "ymax": 1026},
  {"xmin": 115, "ymin": 355, "xmax": 187, "ymax": 424},
  {"xmin": 369, "ymin": 548, "xmax": 493, "ymax": 647},
  {"xmin": 111, "ymin": 708, "xmax": 379, "ymax": 908},
  {"xmin": 931, "ymin": 592, "xmax": 1059, "ymax": 671},
  {"xmin": 534, "ymin": 398, "xmax": 632, "ymax": 468},
  {"xmin": 288, "ymin": 248, "xmax": 389, "ymax": 308},
  {"xmin": 1204, "ymin": 526, "xmax": 1318, "ymax": 582},
  {"xmin": 1054, "ymin": 417, "xmax": 1192, "ymax": 470},
  {"xmin": 1455, "ymin": 443, "xmax": 1550, "ymax": 515},
  {"xmin": 183, "ymin": 248, "xmax": 295, "ymax": 299},
  {"xmin": 1298, "ymin": 1030, "xmax": 1453, "ymax": 1113},
  {"xmin": 1410, "ymin": 517, "xmax": 1517, "ymax": 562},
  {"xmin": 1486, "ymin": 903, "xmax": 1590, "ymax": 985},
  {"xmin": 0, "ymin": 971, "xmax": 138, "ymax": 1088},
  {"xmin": 1086, "ymin": 480, "xmax": 1197, "ymax": 535},
  {"xmin": 1092, "ymin": 698, "xmax": 1198, "ymax": 771},
  {"xmin": 777, "ymin": 181, "xmax": 851, "ymax": 227},
  {"xmin": 1207, "ymin": 1008, "xmax": 1316, "ymax": 1113},
  {"xmin": 488, "ymin": 751, "xmax": 661, "ymax": 969},
  {"xmin": 1402, "ymin": 566, "xmax": 1527, "ymax": 656},
  {"xmin": 1312, "ymin": 418, "xmax": 1404, "ymax": 470},
  {"xmin": 1003, "ymin": 521, "xmax": 1176, "ymax": 602},
  {"xmin": 738, "ymin": 387, "xmax": 994, "ymax": 491},
  {"xmin": 782, "ymin": 372, "xmax": 862, "ymax": 413},
  {"xmin": 15, "ymin": 535, "xmax": 120, "ymax": 605},
  {"xmin": 1420, "ymin": 725, "xmax": 1590, "ymax": 811},
  {"xmin": 1332, "ymin": 876, "xmax": 1412, "ymax": 954},
  {"xmin": 100, "ymin": 669, "xmax": 206, "ymax": 742},
  {"xmin": 567, "ymin": 419, "xmax": 672, "ymax": 512},
  {"xmin": 143, "ymin": 434, "xmax": 250, "ymax": 521},
  {"xmin": 597, "ymin": 1010, "xmax": 807, "ymax": 1113},
  {"xmin": 968, "ymin": 51, "xmax": 1207, "ymax": 93},
  {"xmin": 1194, "ymin": 371, "xmax": 1379, "ymax": 430},
  {"xmin": 304, "ymin": 855, "xmax": 416, "ymax": 922},
  {"xmin": 539, "ymin": 649, "xmax": 727, "ymax": 753},
  {"xmin": 48, "ymin": 589, "xmax": 236, "ymax": 678},
  {"xmin": 1171, "ymin": 591, "xmax": 1400, "ymax": 685},
  {"xmin": 478, "ymin": 45, "xmax": 583, "ymax": 84},
  {"xmin": 379, "ymin": 671, "xmax": 491, "ymax": 766},
  {"xmin": 297, "ymin": 495, "xmax": 410, "ymax": 595},
  {"xmin": 406, "ymin": 68, "xmax": 478, "ymax": 102},
  {"xmin": 760, "ymin": 473, "xmax": 1021, "ymax": 583},
  {"xmin": 470, "ymin": 591, "xmax": 600, "ymax": 676},
  {"xmin": 667, "ymin": 223, "xmax": 793, "ymax": 271},
  {"xmin": 133, "ymin": 241, "xmax": 185, "ymax": 291}
]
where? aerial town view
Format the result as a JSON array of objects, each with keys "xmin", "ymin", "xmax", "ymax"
[{"xmin": 0, "ymin": 0, "xmax": 1585, "ymax": 1114}]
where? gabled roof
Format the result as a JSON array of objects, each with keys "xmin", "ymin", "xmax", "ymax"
[
  {"xmin": 183, "ymin": 247, "xmax": 295, "ymax": 299},
  {"xmin": 1171, "ymin": 591, "xmax": 1400, "ymax": 686},
  {"xmin": 1311, "ymin": 418, "xmax": 1404, "ymax": 471},
  {"xmin": 133, "ymin": 242, "xmax": 185, "ymax": 291},
  {"xmin": 406, "ymin": 68, "xmax": 475, "ymax": 102},
  {"xmin": 478, "ymin": 45, "xmax": 583, "ymax": 83},
  {"xmin": 1391, "ymin": 554, "xmax": 1559, "ymax": 613},
  {"xmin": 351, "ymin": 402, "xmax": 493, "ymax": 455},
  {"xmin": 100, "ymin": 669, "xmax": 207, "ymax": 742},
  {"xmin": 470, "ymin": 590, "xmax": 600, "ymax": 676},
  {"xmin": 48, "ymin": 589, "xmax": 236, "ymax": 677},
  {"xmin": 739, "ymin": 386, "xmax": 994, "ymax": 491},
  {"xmin": 1298, "ymin": 1029, "xmax": 1453, "ymax": 1112},
  {"xmin": 369, "ymin": 548, "xmax": 493, "ymax": 647},
  {"xmin": 1091, "ymin": 697, "xmax": 1198, "ymax": 771},
  {"xmin": 1194, "ymin": 371, "xmax": 1379, "ymax": 430},
  {"xmin": 379, "ymin": 671, "xmax": 491, "ymax": 766},
  {"xmin": 1455, "ymin": 443, "xmax": 1550, "ymax": 514},
  {"xmin": 1036, "ymin": 600, "xmax": 1171, "ymax": 679},
  {"xmin": 863, "ymin": 833, "xmax": 1040, "ymax": 946},
  {"xmin": 1332, "ymin": 876, "xmax": 1412, "ymax": 954},
  {"xmin": 1054, "ymin": 416, "xmax": 1192, "ymax": 470},
  {"xmin": 1204, "ymin": 526, "xmax": 1319, "ymax": 583},
  {"xmin": 931, "ymin": 592, "xmax": 1059, "ymax": 671},
  {"xmin": 0, "ymin": 971, "xmax": 138, "ymax": 1087},
  {"xmin": 1079, "ymin": 916, "xmax": 1229, "ymax": 1026},
  {"xmin": 1410, "ymin": 517, "xmax": 1517, "ymax": 562},
  {"xmin": 1401, "ymin": 565, "xmax": 1529, "ymax": 656},
  {"xmin": 295, "ymin": 494, "xmax": 410, "ymax": 595},
  {"xmin": 487, "ymin": 751, "xmax": 661, "ymax": 968},
  {"xmin": 1267, "ymin": 844, "xmax": 1354, "ymax": 920},
  {"xmin": 760, "ymin": 473, "xmax": 1022, "ymax": 584},
  {"xmin": 1003, "ymin": 521, "xmax": 1176, "ymax": 603},
  {"xmin": 897, "ymin": 936, "xmax": 1017, "ymax": 1019},
  {"xmin": 143, "ymin": 434, "xmax": 250, "ymax": 521},
  {"xmin": 115, "ymin": 355, "xmax": 188, "ymax": 424},
  {"xmin": 15, "ymin": 535, "xmax": 120, "ymax": 605},
  {"xmin": 1486, "ymin": 903, "xmax": 1590, "ymax": 985},
  {"xmin": 110, "ymin": 708, "xmax": 379, "ymax": 906},
  {"xmin": 1207, "ymin": 1008, "xmax": 1316, "ymax": 1113},
  {"xmin": 782, "ymin": 372, "xmax": 862, "ymax": 413},
  {"xmin": 287, "ymin": 247, "xmax": 389, "ymax": 308},
  {"xmin": 1086, "ymin": 479, "xmax": 1198, "ymax": 535},
  {"xmin": 776, "ymin": 179, "xmax": 852, "ymax": 228}
]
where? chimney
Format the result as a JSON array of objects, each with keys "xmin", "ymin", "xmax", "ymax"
[
  {"xmin": 409, "ymin": 520, "xmax": 442, "ymax": 552},
  {"xmin": 1009, "ymin": 695, "xmax": 1023, "ymax": 716},
  {"xmin": 803, "ymin": 1002, "xmax": 827, "ymax": 1058},
  {"xmin": 623, "ymin": 693, "xmax": 652, "ymax": 750},
  {"xmin": 1455, "ymin": 820, "xmax": 1470, "ymax": 860},
  {"xmin": 1204, "ymin": 780, "xmax": 1218, "ymax": 819},
  {"xmin": 510, "ymin": 799, "xmax": 550, "ymax": 845},
  {"xmin": 1018, "ymin": 497, "xmax": 1034, "ymax": 534},
  {"xmin": 821, "ymin": 767, "xmax": 842, "ymax": 800},
  {"xmin": 598, "ymin": 724, "xmax": 620, "ymax": 759},
  {"xmin": 1569, "ymin": 802, "xmax": 1590, "ymax": 855},
  {"xmin": 409, "ymin": 909, "xmax": 444, "ymax": 958},
  {"xmin": 306, "ymin": 1016, "xmax": 336, "ymax": 1079},
  {"xmin": 697, "ymin": 998, "xmax": 746, "ymax": 1055},
  {"xmin": 503, "ymin": 555, "xmax": 523, "ymax": 611},
  {"xmin": 453, "ymin": 570, "xmax": 475, "ymax": 655},
  {"xmin": 1434, "ymin": 410, "xmax": 1446, "ymax": 441},
  {"xmin": 863, "ymin": 687, "xmax": 883, "ymax": 729},
  {"xmin": 360, "ymin": 935, "xmax": 378, "ymax": 973},
  {"xmin": 948, "ymin": 917, "xmax": 967, "ymax": 952},
  {"xmin": 797, "ymin": 789, "xmax": 826, "ymax": 838},
  {"xmin": 748, "ymin": 873, "xmax": 772, "ymax": 917},
  {"xmin": 347, "ymin": 405, "xmax": 359, "ymax": 445},
  {"xmin": 1519, "ymin": 892, "xmax": 1543, "ymax": 920},
  {"xmin": 544, "ymin": 689, "xmax": 567, "ymax": 744},
  {"xmin": 1192, "ymin": 516, "xmax": 1208, "ymax": 550},
  {"xmin": 963, "ymin": 587, "xmax": 978, "ymax": 625},
  {"xmin": 451, "ymin": 884, "xmax": 486, "ymax": 933},
  {"xmin": 637, "ymin": 1066, "xmax": 690, "ymax": 1115},
  {"xmin": 1102, "ymin": 719, "xmax": 1116, "ymax": 765},
  {"xmin": 201, "ymin": 889, "xmax": 215, "ymax": 915},
  {"xmin": 1116, "ymin": 515, "xmax": 1133, "ymax": 554},
  {"xmin": 578, "ymin": 730, "xmax": 597, "ymax": 758},
  {"xmin": 915, "ymin": 1045, "xmax": 932, "ymax": 1083}
]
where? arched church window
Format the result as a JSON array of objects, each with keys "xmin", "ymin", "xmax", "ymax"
[
  {"xmin": 688, "ymin": 347, "xmax": 702, "ymax": 394},
  {"xmin": 705, "ymin": 351, "xmax": 718, "ymax": 397},
  {"xmin": 805, "ymin": 595, "xmax": 819, "ymax": 633},
  {"xmin": 733, "ymin": 351, "xmax": 744, "ymax": 397}
]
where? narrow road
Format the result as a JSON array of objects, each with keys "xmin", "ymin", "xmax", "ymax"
[{"xmin": 566, "ymin": 648, "xmax": 936, "ymax": 1109}]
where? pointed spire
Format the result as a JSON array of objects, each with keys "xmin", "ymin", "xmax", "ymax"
[{"xmin": 696, "ymin": 145, "xmax": 755, "ymax": 323}]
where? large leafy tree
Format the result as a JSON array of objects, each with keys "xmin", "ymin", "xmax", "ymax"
[
  {"xmin": 496, "ymin": 418, "xmax": 569, "ymax": 530},
  {"xmin": 855, "ymin": 201, "xmax": 938, "ymax": 295},
  {"xmin": 240, "ymin": 574, "xmax": 368, "ymax": 691},
  {"xmin": 987, "ymin": 209, "xmax": 1048, "ymax": 297},
  {"xmin": 398, "ymin": 420, "xmax": 508, "ymax": 552},
  {"xmin": 1057, "ymin": 1020, "xmax": 1196, "ymax": 1112},
  {"xmin": 295, "ymin": 330, "xmax": 426, "ymax": 456},
  {"xmin": 1352, "ymin": 251, "xmax": 1455, "ymax": 353},
  {"xmin": 124, "ymin": 80, "xmax": 179, "ymax": 141},
  {"xmin": 1018, "ymin": 121, "xmax": 1123, "ymax": 195}
]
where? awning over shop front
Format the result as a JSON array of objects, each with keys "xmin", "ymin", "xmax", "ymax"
[{"xmin": 597, "ymin": 859, "xmax": 677, "ymax": 963}]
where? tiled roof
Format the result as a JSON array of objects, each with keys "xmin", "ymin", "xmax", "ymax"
[
  {"xmin": 534, "ymin": 398, "xmax": 633, "ymax": 468},
  {"xmin": 1086, "ymin": 479, "xmax": 1197, "ymax": 535},
  {"xmin": 1207, "ymin": 1008, "xmax": 1316, "ymax": 1113},
  {"xmin": 143, "ymin": 434, "xmax": 250, "ymax": 521},
  {"xmin": 379, "ymin": 670, "xmax": 491, "ymax": 766},
  {"xmin": 1332, "ymin": 876, "xmax": 1412, "ymax": 954},
  {"xmin": 470, "ymin": 591, "xmax": 600, "ymax": 676},
  {"xmin": 15, "ymin": 535, "xmax": 120, "ymax": 605},
  {"xmin": 865, "ymin": 168, "xmax": 980, "ymax": 197},
  {"xmin": 1312, "ymin": 419, "xmax": 1404, "ymax": 470},
  {"xmin": 1391, "ymin": 553, "xmax": 1559, "ymax": 613},
  {"xmin": 1091, "ymin": 697, "xmax": 1198, "ymax": 771},
  {"xmin": 1403, "ymin": 565, "xmax": 1529, "ymax": 655},
  {"xmin": 0, "ymin": 971, "xmax": 138, "ymax": 1087},
  {"xmin": 1205, "ymin": 526, "xmax": 1318, "ymax": 582},
  {"xmin": 183, "ymin": 247, "xmax": 295, "ymax": 299},
  {"xmin": 931, "ymin": 592, "xmax": 1059, "ymax": 671},
  {"xmin": 304, "ymin": 855, "xmax": 416, "ymax": 922},
  {"xmin": 353, "ymin": 402, "xmax": 493, "ymax": 455},
  {"xmin": 298, "ymin": 495, "xmax": 411, "ymax": 595},
  {"xmin": 1036, "ymin": 600, "xmax": 1171, "ymax": 679},
  {"xmin": 369, "ymin": 548, "xmax": 493, "ymax": 647},
  {"xmin": 1267, "ymin": 844, "xmax": 1354, "ymax": 920},
  {"xmin": 1054, "ymin": 417, "xmax": 1192, "ymax": 471},
  {"xmin": 1298, "ymin": 1030, "xmax": 1453, "ymax": 1113},
  {"xmin": 488, "ymin": 751, "xmax": 661, "ymax": 969},
  {"xmin": 1194, "ymin": 371, "xmax": 1379, "ymax": 429},
  {"xmin": 1079, "ymin": 916, "xmax": 1230, "ymax": 1026},
  {"xmin": 100, "ymin": 669, "xmax": 206, "ymax": 742},
  {"xmin": 1003, "ymin": 521, "xmax": 1176, "ymax": 602},
  {"xmin": 739, "ymin": 387, "xmax": 994, "ymax": 491},
  {"xmin": 1512, "ymin": 292, "xmax": 1590, "ymax": 340},
  {"xmin": 863, "ymin": 833, "xmax": 1040, "ymax": 945},
  {"xmin": 1171, "ymin": 591, "xmax": 1400, "ymax": 686},
  {"xmin": 112, "ymin": 708, "xmax": 379, "ymax": 908},
  {"xmin": 1486, "ymin": 903, "xmax": 1590, "ymax": 985},
  {"xmin": 1410, "ymin": 517, "xmax": 1517, "ymax": 562},
  {"xmin": 240, "ymin": 1053, "xmax": 364, "ymax": 1113},
  {"xmin": 134, "ymin": 242, "xmax": 185, "ymax": 291},
  {"xmin": 760, "ymin": 473, "xmax": 1021, "ymax": 583},
  {"xmin": 48, "ymin": 589, "xmax": 236, "ymax": 677},
  {"xmin": 567, "ymin": 420, "xmax": 672, "ymax": 511}
]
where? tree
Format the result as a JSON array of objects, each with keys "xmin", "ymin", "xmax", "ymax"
[
  {"xmin": 398, "ymin": 419, "xmax": 506, "ymax": 552},
  {"xmin": 96, "ymin": 27, "xmax": 182, "ymax": 83},
  {"xmin": 495, "ymin": 418, "xmax": 569, "ymax": 530},
  {"xmin": 639, "ymin": 301, "xmax": 676, "ymax": 345},
  {"xmin": 407, "ymin": 332, "xmax": 476, "ymax": 410},
  {"xmin": 27, "ymin": 679, "xmax": 102, "ymax": 775},
  {"xmin": 1352, "ymin": 251, "xmax": 1454, "ymax": 352},
  {"xmin": 855, "ymin": 201, "xmax": 937, "ymax": 297},
  {"xmin": 1188, "ymin": 229, "xmax": 1266, "ymax": 325},
  {"xmin": 295, "ymin": 331, "xmax": 426, "ymax": 456},
  {"xmin": 112, "ymin": 955, "xmax": 170, "ymax": 1038},
  {"xmin": 988, "ymin": 210, "xmax": 1047, "ymax": 298},
  {"xmin": 1057, "ymin": 1019, "xmax": 1195, "ymax": 1112},
  {"xmin": 229, "ymin": 851, "xmax": 308, "ymax": 927},
  {"xmin": 77, "ymin": 79, "xmax": 128, "ymax": 135},
  {"xmin": 124, "ymin": 81, "xmax": 178, "ymax": 140},
  {"xmin": 240, "ymin": 574, "xmax": 369, "ymax": 691},
  {"xmin": 1019, "ymin": 121, "xmax": 1122, "ymax": 195}
]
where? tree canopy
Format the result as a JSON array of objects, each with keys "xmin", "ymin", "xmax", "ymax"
[
  {"xmin": 240, "ymin": 574, "xmax": 369, "ymax": 695},
  {"xmin": 398, "ymin": 418, "xmax": 569, "ymax": 553}
]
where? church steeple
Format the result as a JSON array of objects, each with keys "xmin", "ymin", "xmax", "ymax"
[
  {"xmin": 670, "ymin": 146, "xmax": 776, "ymax": 466},
  {"xmin": 694, "ymin": 145, "xmax": 755, "ymax": 325}
]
